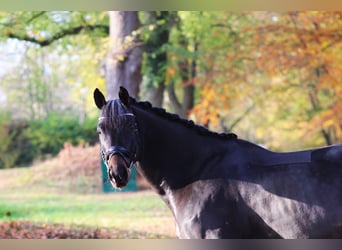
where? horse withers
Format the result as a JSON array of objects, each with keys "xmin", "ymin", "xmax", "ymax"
[{"xmin": 94, "ymin": 87, "xmax": 342, "ymax": 239}]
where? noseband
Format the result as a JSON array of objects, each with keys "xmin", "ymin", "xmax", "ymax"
[{"xmin": 102, "ymin": 145, "xmax": 135, "ymax": 169}]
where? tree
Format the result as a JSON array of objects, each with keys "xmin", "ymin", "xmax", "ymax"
[
  {"xmin": 104, "ymin": 11, "xmax": 142, "ymax": 99},
  {"xmin": 165, "ymin": 11, "xmax": 204, "ymax": 118},
  {"xmin": 249, "ymin": 11, "xmax": 342, "ymax": 145},
  {"xmin": 167, "ymin": 24, "xmax": 197, "ymax": 118},
  {"xmin": 1, "ymin": 11, "xmax": 109, "ymax": 119},
  {"xmin": 0, "ymin": 113, "xmax": 19, "ymax": 168},
  {"xmin": 140, "ymin": 11, "xmax": 173, "ymax": 107},
  {"xmin": 1, "ymin": 12, "xmax": 109, "ymax": 46},
  {"xmin": 189, "ymin": 11, "xmax": 342, "ymax": 148}
]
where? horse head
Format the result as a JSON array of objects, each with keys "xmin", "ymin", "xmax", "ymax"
[{"xmin": 93, "ymin": 87, "xmax": 139, "ymax": 189}]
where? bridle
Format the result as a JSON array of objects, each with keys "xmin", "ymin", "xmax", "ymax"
[
  {"xmin": 101, "ymin": 145, "xmax": 136, "ymax": 169},
  {"xmin": 99, "ymin": 113, "xmax": 140, "ymax": 170}
]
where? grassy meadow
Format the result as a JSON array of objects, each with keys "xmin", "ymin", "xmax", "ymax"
[{"xmin": 0, "ymin": 145, "xmax": 176, "ymax": 238}]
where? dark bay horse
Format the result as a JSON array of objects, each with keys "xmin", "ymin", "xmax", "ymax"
[{"xmin": 93, "ymin": 87, "xmax": 342, "ymax": 239}]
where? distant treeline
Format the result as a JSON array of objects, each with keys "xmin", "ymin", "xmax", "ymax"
[{"xmin": 0, "ymin": 113, "xmax": 98, "ymax": 169}]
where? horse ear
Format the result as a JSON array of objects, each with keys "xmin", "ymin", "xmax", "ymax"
[
  {"xmin": 93, "ymin": 88, "xmax": 107, "ymax": 110},
  {"xmin": 119, "ymin": 86, "xmax": 130, "ymax": 106}
]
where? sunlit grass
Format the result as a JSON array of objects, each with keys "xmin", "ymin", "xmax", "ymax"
[
  {"xmin": 0, "ymin": 189, "xmax": 175, "ymax": 237},
  {"xmin": 0, "ymin": 165, "xmax": 176, "ymax": 238}
]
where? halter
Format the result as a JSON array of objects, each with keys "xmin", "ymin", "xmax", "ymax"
[{"xmin": 99, "ymin": 112, "xmax": 140, "ymax": 169}]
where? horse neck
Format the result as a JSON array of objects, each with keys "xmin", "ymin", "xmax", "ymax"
[{"xmin": 132, "ymin": 104, "xmax": 227, "ymax": 193}]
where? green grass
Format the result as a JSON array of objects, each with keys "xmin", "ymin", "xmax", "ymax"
[
  {"xmin": 0, "ymin": 166, "xmax": 175, "ymax": 238},
  {"xmin": 0, "ymin": 190, "xmax": 175, "ymax": 237}
]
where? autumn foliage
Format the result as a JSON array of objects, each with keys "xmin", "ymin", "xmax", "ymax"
[
  {"xmin": 1, "ymin": 11, "xmax": 341, "ymax": 152},
  {"xmin": 185, "ymin": 11, "xmax": 342, "ymax": 149}
]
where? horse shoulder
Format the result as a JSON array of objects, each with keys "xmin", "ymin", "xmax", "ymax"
[{"xmin": 162, "ymin": 179, "xmax": 251, "ymax": 238}]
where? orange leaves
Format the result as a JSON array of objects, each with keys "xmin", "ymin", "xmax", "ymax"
[
  {"xmin": 247, "ymin": 12, "xmax": 342, "ymax": 80},
  {"xmin": 165, "ymin": 67, "xmax": 176, "ymax": 85},
  {"xmin": 0, "ymin": 221, "xmax": 157, "ymax": 239},
  {"xmin": 191, "ymin": 84, "xmax": 220, "ymax": 126},
  {"xmin": 308, "ymin": 102, "xmax": 342, "ymax": 140},
  {"xmin": 187, "ymin": 11, "xmax": 341, "ymax": 146},
  {"xmin": 246, "ymin": 11, "xmax": 342, "ymax": 144},
  {"xmin": 191, "ymin": 83, "xmax": 235, "ymax": 128}
]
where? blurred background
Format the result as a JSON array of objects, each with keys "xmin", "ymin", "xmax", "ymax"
[{"xmin": 0, "ymin": 11, "xmax": 341, "ymax": 238}]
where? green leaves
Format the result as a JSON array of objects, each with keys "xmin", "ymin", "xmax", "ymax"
[
  {"xmin": 0, "ymin": 111, "xmax": 98, "ymax": 169},
  {"xmin": 0, "ymin": 12, "xmax": 109, "ymax": 47},
  {"xmin": 25, "ymin": 114, "xmax": 98, "ymax": 157}
]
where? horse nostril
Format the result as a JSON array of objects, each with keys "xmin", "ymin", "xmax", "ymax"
[
  {"xmin": 108, "ymin": 166, "xmax": 123, "ymax": 181},
  {"xmin": 106, "ymin": 154, "xmax": 111, "ymax": 161}
]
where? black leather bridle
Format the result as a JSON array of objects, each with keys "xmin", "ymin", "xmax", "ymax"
[{"xmin": 101, "ymin": 145, "xmax": 136, "ymax": 169}]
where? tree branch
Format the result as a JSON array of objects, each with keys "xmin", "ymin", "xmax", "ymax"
[
  {"xmin": 167, "ymin": 79, "xmax": 182, "ymax": 115},
  {"xmin": 220, "ymin": 104, "xmax": 255, "ymax": 132},
  {"xmin": 6, "ymin": 24, "xmax": 109, "ymax": 47},
  {"xmin": 244, "ymin": 23, "xmax": 342, "ymax": 41},
  {"xmin": 26, "ymin": 11, "xmax": 46, "ymax": 24}
]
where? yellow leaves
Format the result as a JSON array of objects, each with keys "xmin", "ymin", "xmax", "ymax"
[
  {"xmin": 29, "ymin": 30, "xmax": 44, "ymax": 42},
  {"xmin": 165, "ymin": 67, "xmax": 175, "ymax": 81},
  {"xmin": 167, "ymin": 67, "xmax": 176, "ymax": 76},
  {"xmin": 98, "ymin": 11, "xmax": 108, "ymax": 21},
  {"xmin": 306, "ymin": 101, "xmax": 342, "ymax": 142},
  {"xmin": 148, "ymin": 24, "xmax": 155, "ymax": 31},
  {"xmin": 3, "ymin": 28, "xmax": 11, "ymax": 36},
  {"xmin": 117, "ymin": 54, "xmax": 125, "ymax": 62},
  {"xmin": 37, "ymin": 33, "xmax": 45, "ymax": 41}
]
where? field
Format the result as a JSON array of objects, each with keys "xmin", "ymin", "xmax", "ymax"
[{"xmin": 0, "ymin": 144, "xmax": 176, "ymax": 239}]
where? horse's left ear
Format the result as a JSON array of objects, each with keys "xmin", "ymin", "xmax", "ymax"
[{"xmin": 119, "ymin": 86, "xmax": 130, "ymax": 106}]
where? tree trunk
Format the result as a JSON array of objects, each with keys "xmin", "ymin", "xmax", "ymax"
[
  {"xmin": 141, "ymin": 11, "xmax": 172, "ymax": 107},
  {"xmin": 168, "ymin": 36, "xmax": 197, "ymax": 118},
  {"xmin": 105, "ymin": 11, "xmax": 142, "ymax": 99},
  {"xmin": 181, "ymin": 42, "xmax": 197, "ymax": 117}
]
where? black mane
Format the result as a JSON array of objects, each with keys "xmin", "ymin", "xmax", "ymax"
[{"xmin": 133, "ymin": 100, "xmax": 238, "ymax": 141}]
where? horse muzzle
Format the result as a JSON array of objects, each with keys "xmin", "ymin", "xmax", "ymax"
[
  {"xmin": 103, "ymin": 146, "xmax": 135, "ymax": 188},
  {"xmin": 107, "ymin": 154, "xmax": 131, "ymax": 188}
]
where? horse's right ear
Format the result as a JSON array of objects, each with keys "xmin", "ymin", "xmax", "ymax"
[{"xmin": 93, "ymin": 88, "xmax": 107, "ymax": 110}]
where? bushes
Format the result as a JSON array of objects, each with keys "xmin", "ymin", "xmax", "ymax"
[
  {"xmin": 0, "ymin": 113, "xmax": 22, "ymax": 168},
  {"xmin": 0, "ymin": 113, "xmax": 99, "ymax": 168}
]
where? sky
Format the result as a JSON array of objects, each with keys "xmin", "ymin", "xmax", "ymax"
[
  {"xmin": 0, "ymin": 39, "xmax": 25, "ymax": 77},
  {"xmin": 0, "ymin": 39, "xmax": 26, "ymax": 104}
]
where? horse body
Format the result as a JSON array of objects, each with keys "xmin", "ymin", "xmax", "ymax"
[
  {"xmin": 131, "ymin": 101, "xmax": 342, "ymax": 238},
  {"xmin": 93, "ymin": 87, "xmax": 342, "ymax": 239}
]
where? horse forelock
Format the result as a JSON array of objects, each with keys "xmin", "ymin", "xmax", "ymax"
[{"xmin": 101, "ymin": 99, "xmax": 132, "ymax": 129}]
